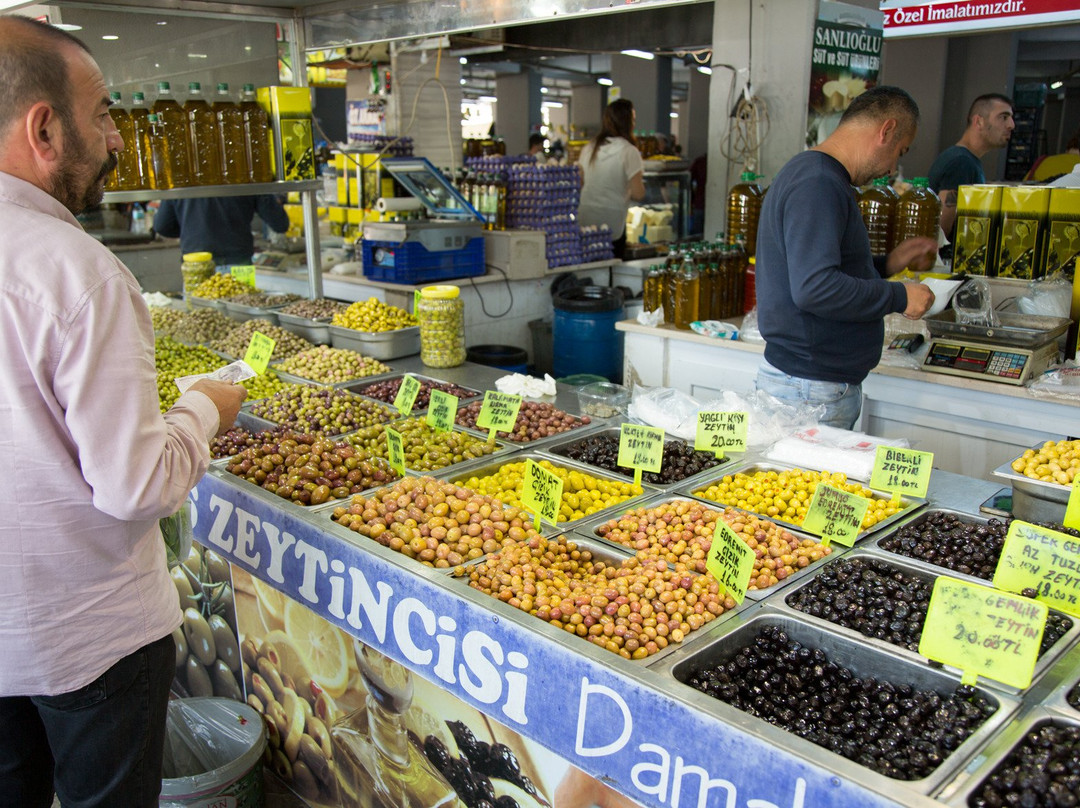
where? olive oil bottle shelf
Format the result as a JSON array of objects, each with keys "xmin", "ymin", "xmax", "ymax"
[{"xmin": 102, "ymin": 179, "xmax": 322, "ymax": 204}]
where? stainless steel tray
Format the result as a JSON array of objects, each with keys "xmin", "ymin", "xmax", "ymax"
[
  {"xmin": 653, "ymin": 610, "xmax": 1019, "ymax": 798},
  {"xmin": 776, "ymin": 548, "xmax": 1079, "ymax": 695},
  {"xmin": 871, "ymin": 508, "xmax": 1012, "ymax": 583},
  {"xmin": 1041, "ymin": 642, "xmax": 1080, "ymax": 719},
  {"xmin": 342, "ymin": 372, "xmax": 483, "ymax": 414},
  {"xmin": 538, "ymin": 426, "xmax": 735, "ymax": 491},
  {"xmin": 329, "ymin": 324, "xmax": 420, "ymax": 361},
  {"xmin": 936, "ymin": 709, "xmax": 1080, "ymax": 806},
  {"xmin": 187, "ymin": 295, "xmax": 226, "ymax": 312},
  {"xmin": 275, "ymin": 312, "xmax": 331, "ymax": 344},
  {"xmin": 682, "ymin": 460, "xmax": 927, "ymax": 543},
  {"xmin": 568, "ymin": 493, "xmax": 844, "ymax": 602},
  {"xmin": 447, "ymin": 451, "xmax": 658, "ymax": 528},
  {"xmin": 925, "ymin": 310, "xmax": 1071, "ymax": 347},
  {"xmin": 221, "ymin": 294, "xmax": 295, "ymax": 325},
  {"xmin": 993, "ymin": 442, "xmax": 1072, "ymax": 523}
]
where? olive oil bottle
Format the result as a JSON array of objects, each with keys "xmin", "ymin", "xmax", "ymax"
[
  {"xmin": 240, "ymin": 84, "xmax": 274, "ymax": 183},
  {"xmin": 151, "ymin": 82, "xmax": 193, "ymax": 187},
  {"xmin": 127, "ymin": 92, "xmax": 153, "ymax": 190},
  {"xmin": 184, "ymin": 82, "xmax": 223, "ymax": 186},
  {"xmin": 213, "ymin": 83, "xmax": 247, "ymax": 184}
]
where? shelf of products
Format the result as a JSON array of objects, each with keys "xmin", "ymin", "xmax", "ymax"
[{"xmin": 101, "ymin": 179, "xmax": 322, "ymax": 204}]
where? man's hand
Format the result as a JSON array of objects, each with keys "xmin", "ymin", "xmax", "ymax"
[
  {"xmin": 189, "ymin": 379, "xmax": 246, "ymax": 435},
  {"xmin": 886, "ymin": 237, "xmax": 938, "ymax": 276},
  {"xmin": 903, "ymin": 282, "xmax": 935, "ymax": 319}
]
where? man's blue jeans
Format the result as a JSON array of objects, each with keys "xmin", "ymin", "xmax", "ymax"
[{"xmin": 755, "ymin": 359, "xmax": 863, "ymax": 431}]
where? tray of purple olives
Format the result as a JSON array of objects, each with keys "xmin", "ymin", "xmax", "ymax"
[
  {"xmin": 775, "ymin": 549, "xmax": 1079, "ymax": 694},
  {"xmin": 342, "ymin": 372, "xmax": 483, "ymax": 414},
  {"xmin": 937, "ymin": 710, "xmax": 1080, "ymax": 807},
  {"xmin": 654, "ymin": 611, "xmax": 1020, "ymax": 798},
  {"xmin": 538, "ymin": 427, "xmax": 732, "ymax": 490}
]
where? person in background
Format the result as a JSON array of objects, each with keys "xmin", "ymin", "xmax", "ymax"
[
  {"xmin": 928, "ymin": 93, "xmax": 1014, "ymax": 240},
  {"xmin": 0, "ymin": 16, "xmax": 245, "ymax": 807},
  {"xmin": 754, "ymin": 86, "xmax": 936, "ymax": 430},
  {"xmin": 527, "ymin": 132, "xmax": 547, "ymax": 163},
  {"xmin": 576, "ymin": 98, "xmax": 645, "ymax": 259},
  {"xmin": 153, "ymin": 194, "xmax": 290, "ymax": 269},
  {"xmin": 1026, "ymin": 125, "xmax": 1080, "ymax": 183}
]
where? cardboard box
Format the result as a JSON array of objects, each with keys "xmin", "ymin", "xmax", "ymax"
[
  {"xmin": 995, "ymin": 186, "xmax": 1051, "ymax": 279},
  {"xmin": 256, "ymin": 86, "xmax": 315, "ymax": 181},
  {"xmin": 1046, "ymin": 187, "xmax": 1080, "ymax": 286},
  {"xmin": 952, "ymin": 184, "xmax": 1002, "ymax": 276}
]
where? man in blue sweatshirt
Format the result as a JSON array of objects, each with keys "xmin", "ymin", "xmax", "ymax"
[{"xmin": 754, "ymin": 86, "xmax": 936, "ymax": 430}]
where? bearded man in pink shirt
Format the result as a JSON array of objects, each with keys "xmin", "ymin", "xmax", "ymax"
[{"xmin": 0, "ymin": 17, "xmax": 245, "ymax": 807}]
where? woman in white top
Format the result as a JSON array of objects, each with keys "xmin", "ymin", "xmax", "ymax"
[{"xmin": 577, "ymin": 98, "xmax": 646, "ymax": 258}]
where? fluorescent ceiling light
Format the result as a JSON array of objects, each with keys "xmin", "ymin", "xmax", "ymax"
[
  {"xmin": 156, "ymin": 20, "xmax": 167, "ymax": 25},
  {"xmin": 621, "ymin": 49, "xmax": 654, "ymax": 61},
  {"xmin": 540, "ymin": 87, "xmax": 549, "ymax": 94},
  {"xmin": 597, "ymin": 77, "xmax": 614, "ymax": 86},
  {"xmin": 697, "ymin": 66, "xmax": 713, "ymax": 75},
  {"xmin": 52, "ymin": 23, "xmax": 82, "ymax": 31},
  {"xmin": 460, "ymin": 78, "xmax": 467, "ymax": 85},
  {"xmin": 542, "ymin": 101, "xmax": 564, "ymax": 109},
  {"xmin": 459, "ymin": 57, "xmax": 468, "ymax": 64},
  {"xmin": 670, "ymin": 112, "xmax": 679, "ymax": 118},
  {"xmin": 1051, "ymin": 80, "xmax": 1064, "ymax": 90},
  {"xmin": 102, "ymin": 35, "xmax": 119, "ymax": 41},
  {"xmin": 479, "ymin": 96, "xmax": 498, "ymax": 103},
  {"xmin": 187, "ymin": 53, "xmax": 208, "ymax": 59}
]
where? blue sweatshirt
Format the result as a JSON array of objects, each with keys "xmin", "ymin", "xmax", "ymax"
[
  {"xmin": 755, "ymin": 151, "xmax": 908, "ymax": 385},
  {"xmin": 153, "ymin": 195, "xmax": 290, "ymax": 266}
]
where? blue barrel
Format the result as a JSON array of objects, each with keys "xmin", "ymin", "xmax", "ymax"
[{"xmin": 552, "ymin": 286, "xmax": 624, "ymax": 382}]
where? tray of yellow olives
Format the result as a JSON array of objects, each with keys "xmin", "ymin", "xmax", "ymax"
[
  {"xmin": 680, "ymin": 462, "xmax": 926, "ymax": 542},
  {"xmin": 993, "ymin": 438, "xmax": 1079, "ymax": 523}
]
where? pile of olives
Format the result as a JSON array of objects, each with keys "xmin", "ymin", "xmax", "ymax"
[
  {"xmin": 456, "ymin": 459, "xmax": 642, "ymax": 524},
  {"xmin": 594, "ymin": 501, "xmax": 831, "ymax": 591},
  {"xmin": 786, "ymin": 556, "xmax": 1072, "ymax": 657},
  {"xmin": 552, "ymin": 434, "xmax": 723, "ymax": 484},
  {"xmin": 151, "ymin": 307, "xmax": 185, "ymax": 335},
  {"xmin": 280, "ymin": 298, "xmax": 349, "ymax": 320},
  {"xmin": 275, "ymin": 345, "xmax": 390, "ymax": 384},
  {"xmin": 225, "ymin": 291, "xmax": 302, "ymax": 309},
  {"xmin": 210, "ymin": 319, "xmax": 314, "ymax": 360},
  {"xmin": 330, "ymin": 476, "xmax": 543, "ymax": 567},
  {"xmin": 331, "ymin": 297, "xmax": 417, "ymax": 332},
  {"xmin": 155, "ymin": 336, "xmax": 226, "ymax": 411},
  {"xmin": 354, "ymin": 377, "xmax": 478, "ymax": 411},
  {"xmin": 225, "ymin": 431, "xmax": 399, "ymax": 505},
  {"xmin": 458, "ymin": 534, "xmax": 734, "ymax": 659},
  {"xmin": 249, "ymin": 385, "xmax": 396, "ymax": 436},
  {"xmin": 210, "ymin": 424, "xmax": 289, "ymax": 460},
  {"xmin": 684, "ymin": 624, "xmax": 996, "ymax": 780},
  {"xmin": 969, "ymin": 723, "xmax": 1080, "ymax": 807},
  {"xmin": 171, "ymin": 545, "xmax": 242, "ymax": 702},
  {"xmin": 164, "ymin": 309, "xmax": 236, "ymax": 344},
  {"xmin": 1068, "ymin": 679, "xmax": 1080, "ymax": 712},
  {"xmin": 422, "ymin": 721, "xmax": 542, "ymax": 808},
  {"xmin": 190, "ymin": 274, "xmax": 251, "ymax": 300},
  {"xmin": 1011, "ymin": 439, "xmax": 1080, "ymax": 485},
  {"xmin": 693, "ymin": 467, "xmax": 905, "ymax": 531},
  {"xmin": 455, "ymin": 400, "xmax": 590, "ymax": 442},
  {"xmin": 345, "ymin": 418, "xmax": 502, "ymax": 471}
]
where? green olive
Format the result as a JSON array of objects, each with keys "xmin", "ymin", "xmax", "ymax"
[
  {"xmin": 203, "ymin": 550, "xmax": 231, "ymax": 584},
  {"xmin": 183, "ymin": 607, "xmax": 217, "ymax": 666},
  {"xmin": 208, "ymin": 614, "xmax": 241, "ymax": 673},
  {"xmin": 171, "ymin": 566, "xmax": 198, "ymax": 612},
  {"xmin": 211, "ymin": 659, "xmax": 243, "ymax": 700},
  {"xmin": 185, "ymin": 655, "xmax": 214, "ymax": 697},
  {"xmin": 172, "ymin": 627, "xmax": 188, "ymax": 669}
]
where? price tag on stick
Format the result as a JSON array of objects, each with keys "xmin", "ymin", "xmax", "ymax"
[
  {"xmin": 617, "ymin": 423, "xmax": 664, "ymax": 488},
  {"xmin": 919, "ymin": 576, "xmax": 1046, "ymax": 689},
  {"xmin": 476, "ymin": 391, "xmax": 522, "ymax": 441},
  {"xmin": 802, "ymin": 483, "xmax": 870, "ymax": 547},
  {"xmin": 522, "ymin": 458, "xmax": 563, "ymax": 529},
  {"xmin": 230, "ymin": 265, "xmax": 257, "ymax": 288},
  {"xmin": 385, "ymin": 427, "xmax": 406, "ymax": 475},
  {"xmin": 706, "ymin": 518, "xmax": 755, "ymax": 605},
  {"xmin": 870, "ymin": 445, "xmax": 934, "ymax": 501},
  {"xmin": 695, "ymin": 411, "xmax": 748, "ymax": 458},
  {"xmin": 242, "ymin": 331, "xmax": 275, "ymax": 375},
  {"xmin": 993, "ymin": 520, "xmax": 1080, "ymax": 618},
  {"xmin": 393, "ymin": 374, "xmax": 421, "ymax": 415},
  {"xmin": 426, "ymin": 389, "xmax": 457, "ymax": 433}
]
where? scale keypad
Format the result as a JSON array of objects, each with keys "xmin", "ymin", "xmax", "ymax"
[{"xmin": 987, "ymin": 351, "xmax": 1025, "ymax": 379}]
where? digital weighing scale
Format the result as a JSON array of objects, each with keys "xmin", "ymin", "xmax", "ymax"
[{"xmin": 921, "ymin": 311, "xmax": 1071, "ymax": 386}]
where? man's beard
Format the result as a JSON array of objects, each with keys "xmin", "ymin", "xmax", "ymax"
[{"xmin": 49, "ymin": 123, "xmax": 117, "ymax": 216}]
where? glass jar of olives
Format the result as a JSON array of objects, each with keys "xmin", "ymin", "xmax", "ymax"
[
  {"xmin": 180, "ymin": 251, "xmax": 215, "ymax": 300},
  {"xmin": 417, "ymin": 285, "xmax": 465, "ymax": 368}
]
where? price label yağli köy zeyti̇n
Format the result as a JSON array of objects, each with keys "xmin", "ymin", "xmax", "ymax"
[
  {"xmin": 870, "ymin": 445, "xmax": 933, "ymax": 500},
  {"xmin": 385, "ymin": 427, "xmax": 405, "ymax": 475},
  {"xmin": 617, "ymin": 424, "xmax": 664, "ymax": 487},
  {"xmin": 476, "ymin": 391, "xmax": 522, "ymax": 441},
  {"xmin": 706, "ymin": 518, "xmax": 755, "ymax": 605},
  {"xmin": 994, "ymin": 520, "xmax": 1080, "ymax": 618},
  {"xmin": 695, "ymin": 411, "xmax": 748, "ymax": 458},
  {"xmin": 426, "ymin": 389, "xmax": 458, "ymax": 433},
  {"xmin": 919, "ymin": 576, "xmax": 1046, "ymax": 689},
  {"xmin": 230, "ymin": 265, "xmax": 257, "ymax": 288},
  {"xmin": 393, "ymin": 374, "xmax": 422, "ymax": 415},
  {"xmin": 802, "ymin": 483, "xmax": 870, "ymax": 547},
  {"xmin": 242, "ymin": 332, "xmax": 276, "ymax": 375},
  {"xmin": 522, "ymin": 458, "xmax": 563, "ymax": 528}
]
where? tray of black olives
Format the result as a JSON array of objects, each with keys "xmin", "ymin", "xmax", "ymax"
[
  {"xmin": 538, "ymin": 427, "xmax": 732, "ymax": 489},
  {"xmin": 655, "ymin": 612, "xmax": 1019, "ymax": 797},
  {"xmin": 937, "ymin": 710, "xmax": 1080, "ymax": 807},
  {"xmin": 776, "ymin": 549, "xmax": 1078, "ymax": 694},
  {"xmin": 1040, "ymin": 643, "xmax": 1080, "ymax": 719},
  {"xmin": 342, "ymin": 372, "xmax": 483, "ymax": 414}
]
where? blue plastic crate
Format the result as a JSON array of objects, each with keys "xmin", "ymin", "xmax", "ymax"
[{"xmin": 361, "ymin": 236, "xmax": 485, "ymax": 284}]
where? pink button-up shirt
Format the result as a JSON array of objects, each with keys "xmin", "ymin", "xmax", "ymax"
[{"xmin": 0, "ymin": 172, "xmax": 219, "ymax": 696}]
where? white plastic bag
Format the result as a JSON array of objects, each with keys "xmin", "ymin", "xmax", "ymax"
[
  {"xmin": 1028, "ymin": 360, "xmax": 1080, "ymax": 400},
  {"xmin": 739, "ymin": 307, "xmax": 764, "ymax": 343},
  {"xmin": 626, "ymin": 384, "xmax": 702, "ymax": 438},
  {"xmin": 1016, "ymin": 272, "xmax": 1072, "ymax": 318}
]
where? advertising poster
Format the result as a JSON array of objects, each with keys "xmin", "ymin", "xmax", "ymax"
[{"xmin": 807, "ymin": 1, "xmax": 884, "ymax": 148}]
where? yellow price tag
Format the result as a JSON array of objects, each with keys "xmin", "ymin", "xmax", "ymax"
[
  {"xmin": 476, "ymin": 391, "xmax": 522, "ymax": 441},
  {"xmin": 802, "ymin": 483, "xmax": 870, "ymax": 547},
  {"xmin": 393, "ymin": 375, "xmax": 421, "ymax": 415},
  {"xmin": 919, "ymin": 576, "xmax": 1046, "ymax": 690},
  {"xmin": 230, "ymin": 265, "xmax": 257, "ymax": 288},
  {"xmin": 522, "ymin": 458, "xmax": 563, "ymax": 528},
  {"xmin": 426, "ymin": 389, "xmax": 458, "ymax": 433},
  {"xmin": 385, "ymin": 427, "xmax": 405, "ymax": 475},
  {"xmin": 1065, "ymin": 477, "xmax": 1080, "ymax": 530},
  {"xmin": 705, "ymin": 518, "xmax": 755, "ymax": 605},
  {"xmin": 870, "ymin": 446, "xmax": 933, "ymax": 500},
  {"xmin": 242, "ymin": 332, "xmax": 276, "ymax": 375},
  {"xmin": 993, "ymin": 520, "xmax": 1080, "ymax": 617},
  {"xmin": 695, "ymin": 411, "xmax": 748, "ymax": 458}
]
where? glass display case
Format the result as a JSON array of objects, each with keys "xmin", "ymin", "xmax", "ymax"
[{"xmin": 641, "ymin": 162, "xmax": 696, "ymax": 241}]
